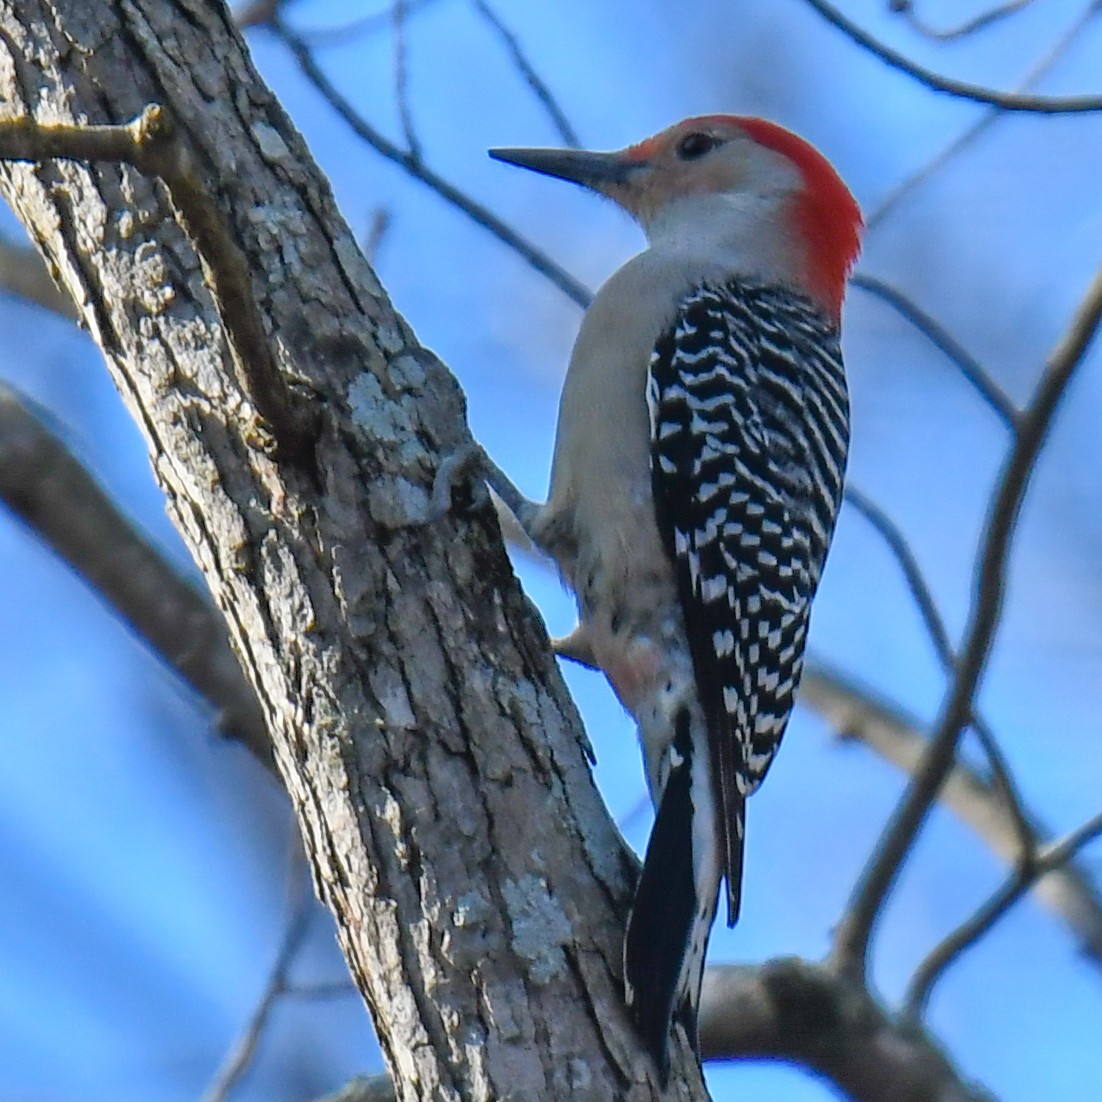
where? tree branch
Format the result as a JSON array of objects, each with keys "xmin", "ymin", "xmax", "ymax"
[
  {"xmin": 0, "ymin": 230, "xmax": 76, "ymax": 317},
  {"xmin": 889, "ymin": 0, "xmax": 1038, "ymax": 42},
  {"xmin": 866, "ymin": 3, "xmax": 1100, "ymax": 227},
  {"xmin": 905, "ymin": 809, "xmax": 1102, "ymax": 1016},
  {"xmin": 281, "ymin": 0, "xmax": 443, "ymax": 48},
  {"xmin": 833, "ymin": 259, "xmax": 1102, "ymax": 976},
  {"xmin": 848, "ymin": 276, "xmax": 1017, "ymax": 428},
  {"xmin": 800, "ymin": 663, "xmax": 1102, "ymax": 971},
  {"xmin": 697, "ymin": 959, "xmax": 995, "ymax": 1102},
  {"xmin": 391, "ymin": 0, "xmax": 422, "ymax": 165},
  {"xmin": 202, "ymin": 840, "xmax": 313, "ymax": 1102},
  {"xmin": 842, "ymin": 487, "xmax": 1034, "ymax": 857},
  {"xmin": 267, "ymin": 18, "xmax": 593, "ymax": 309},
  {"xmin": 469, "ymin": 0, "xmax": 580, "ymax": 148},
  {"xmin": 804, "ymin": 0, "xmax": 1102, "ymax": 113},
  {"xmin": 0, "ymin": 379, "xmax": 270, "ymax": 764}
]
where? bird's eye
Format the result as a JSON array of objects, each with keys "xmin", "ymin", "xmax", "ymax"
[{"xmin": 676, "ymin": 132, "xmax": 719, "ymax": 161}]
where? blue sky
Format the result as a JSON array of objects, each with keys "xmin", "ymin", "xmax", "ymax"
[{"xmin": 1, "ymin": 1, "xmax": 1101, "ymax": 1099}]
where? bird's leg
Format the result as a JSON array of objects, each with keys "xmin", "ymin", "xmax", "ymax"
[
  {"xmin": 551, "ymin": 623, "xmax": 599, "ymax": 670},
  {"xmin": 476, "ymin": 445, "xmax": 543, "ymax": 544},
  {"xmin": 434, "ymin": 445, "xmax": 601, "ymax": 685},
  {"xmin": 430, "ymin": 441, "xmax": 545, "ymax": 549}
]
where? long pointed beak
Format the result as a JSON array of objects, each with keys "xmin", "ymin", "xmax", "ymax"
[{"xmin": 489, "ymin": 146, "xmax": 640, "ymax": 190}]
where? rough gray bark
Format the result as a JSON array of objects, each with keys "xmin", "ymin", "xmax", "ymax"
[{"xmin": 0, "ymin": 1, "xmax": 706, "ymax": 1098}]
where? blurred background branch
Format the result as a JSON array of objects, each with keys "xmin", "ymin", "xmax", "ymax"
[
  {"xmin": 804, "ymin": 0, "xmax": 1102, "ymax": 112},
  {"xmin": 889, "ymin": 0, "xmax": 1038, "ymax": 43},
  {"xmin": 834, "ymin": 258, "xmax": 1102, "ymax": 978},
  {"xmin": 0, "ymin": 380, "xmax": 271, "ymax": 764},
  {"xmin": 0, "ymin": 233, "xmax": 76, "ymax": 319}
]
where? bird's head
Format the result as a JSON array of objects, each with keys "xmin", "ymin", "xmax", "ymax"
[{"xmin": 491, "ymin": 115, "xmax": 862, "ymax": 323}]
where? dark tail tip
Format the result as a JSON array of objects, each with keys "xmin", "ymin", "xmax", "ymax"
[{"xmin": 624, "ymin": 709, "xmax": 701, "ymax": 1086}]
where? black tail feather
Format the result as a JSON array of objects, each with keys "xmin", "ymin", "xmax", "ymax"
[{"xmin": 624, "ymin": 710, "xmax": 702, "ymax": 1086}]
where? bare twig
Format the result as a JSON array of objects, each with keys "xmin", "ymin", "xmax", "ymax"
[
  {"xmin": 804, "ymin": 0, "xmax": 1102, "ymax": 113},
  {"xmin": 843, "ymin": 487, "xmax": 955, "ymax": 661},
  {"xmin": 890, "ymin": 0, "xmax": 1037, "ymax": 41},
  {"xmin": 867, "ymin": 3, "xmax": 1100, "ymax": 227},
  {"xmin": 0, "ymin": 381, "xmax": 270, "ymax": 763},
  {"xmin": 0, "ymin": 232, "xmax": 76, "ymax": 318},
  {"xmin": 801, "ymin": 663, "xmax": 1102, "ymax": 969},
  {"xmin": 905, "ymin": 809, "xmax": 1102, "ymax": 1016},
  {"xmin": 833, "ymin": 260, "xmax": 1102, "ymax": 978},
  {"xmin": 392, "ymin": 0, "xmax": 422, "ymax": 164},
  {"xmin": 842, "ymin": 487, "xmax": 1035, "ymax": 858},
  {"xmin": 292, "ymin": 0, "xmax": 442, "ymax": 48},
  {"xmin": 0, "ymin": 106, "xmax": 313, "ymax": 464},
  {"xmin": 234, "ymin": 0, "xmax": 284, "ymax": 31},
  {"xmin": 268, "ymin": 19, "xmax": 592, "ymax": 309},
  {"xmin": 470, "ymin": 0, "xmax": 581, "ymax": 148},
  {"xmin": 849, "ymin": 275, "xmax": 1017, "ymax": 427},
  {"xmin": 285, "ymin": 980, "xmax": 358, "ymax": 999},
  {"xmin": 202, "ymin": 839, "xmax": 314, "ymax": 1102}
]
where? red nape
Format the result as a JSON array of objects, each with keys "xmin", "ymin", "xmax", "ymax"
[{"xmin": 736, "ymin": 116, "xmax": 863, "ymax": 324}]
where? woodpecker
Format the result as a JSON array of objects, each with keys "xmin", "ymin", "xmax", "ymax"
[{"xmin": 490, "ymin": 116, "xmax": 861, "ymax": 1082}]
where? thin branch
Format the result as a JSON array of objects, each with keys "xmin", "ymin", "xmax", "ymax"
[
  {"xmin": 844, "ymin": 486, "xmax": 955, "ymax": 660},
  {"xmin": 292, "ymin": 0, "xmax": 442, "ymax": 48},
  {"xmin": 833, "ymin": 260, "xmax": 1102, "ymax": 978},
  {"xmin": 0, "ymin": 381, "xmax": 271, "ymax": 764},
  {"xmin": 0, "ymin": 106, "xmax": 313, "ymax": 463},
  {"xmin": 285, "ymin": 980, "xmax": 359, "ymax": 999},
  {"xmin": 201, "ymin": 840, "xmax": 313, "ymax": 1102},
  {"xmin": 470, "ymin": 0, "xmax": 581, "ymax": 148},
  {"xmin": 867, "ymin": 3, "xmax": 1100, "ymax": 227},
  {"xmin": 235, "ymin": 0, "xmax": 285, "ymax": 31},
  {"xmin": 804, "ymin": 0, "xmax": 1102, "ymax": 113},
  {"xmin": 842, "ymin": 487, "xmax": 1035, "ymax": 858},
  {"xmin": 392, "ymin": 0, "xmax": 422, "ymax": 164},
  {"xmin": 890, "ymin": 0, "xmax": 1038, "ymax": 41},
  {"xmin": 0, "ymin": 231, "xmax": 77, "ymax": 318},
  {"xmin": 849, "ymin": 275, "xmax": 1018, "ymax": 427},
  {"xmin": 905, "ymin": 809, "xmax": 1102, "ymax": 1016},
  {"xmin": 267, "ymin": 19, "xmax": 592, "ymax": 309},
  {"xmin": 962, "ymin": 718, "xmax": 1035, "ymax": 860},
  {"xmin": 801, "ymin": 662, "xmax": 1102, "ymax": 970}
]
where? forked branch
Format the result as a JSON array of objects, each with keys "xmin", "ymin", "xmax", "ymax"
[{"xmin": 834, "ymin": 260, "xmax": 1102, "ymax": 977}]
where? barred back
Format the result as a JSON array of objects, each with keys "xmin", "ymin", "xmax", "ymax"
[{"xmin": 646, "ymin": 278, "xmax": 849, "ymax": 922}]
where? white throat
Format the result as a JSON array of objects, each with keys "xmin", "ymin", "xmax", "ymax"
[{"xmin": 642, "ymin": 190, "xmax": 805, "ymax": 290}]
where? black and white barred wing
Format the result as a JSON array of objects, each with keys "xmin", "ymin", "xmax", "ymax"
[{"xmin": 647, "ymin": 281, "xmax": 849, "ymax": 926}]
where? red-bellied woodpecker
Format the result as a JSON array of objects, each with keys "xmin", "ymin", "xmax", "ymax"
[{"xmin": 488, "ymin": 116, "xmax": 862, "ymax": 1082}]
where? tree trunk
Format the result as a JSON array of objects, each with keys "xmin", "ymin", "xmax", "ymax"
[{"xmin": 0, "ymin": 1, "xmax": 706, "ymax": 1097}]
